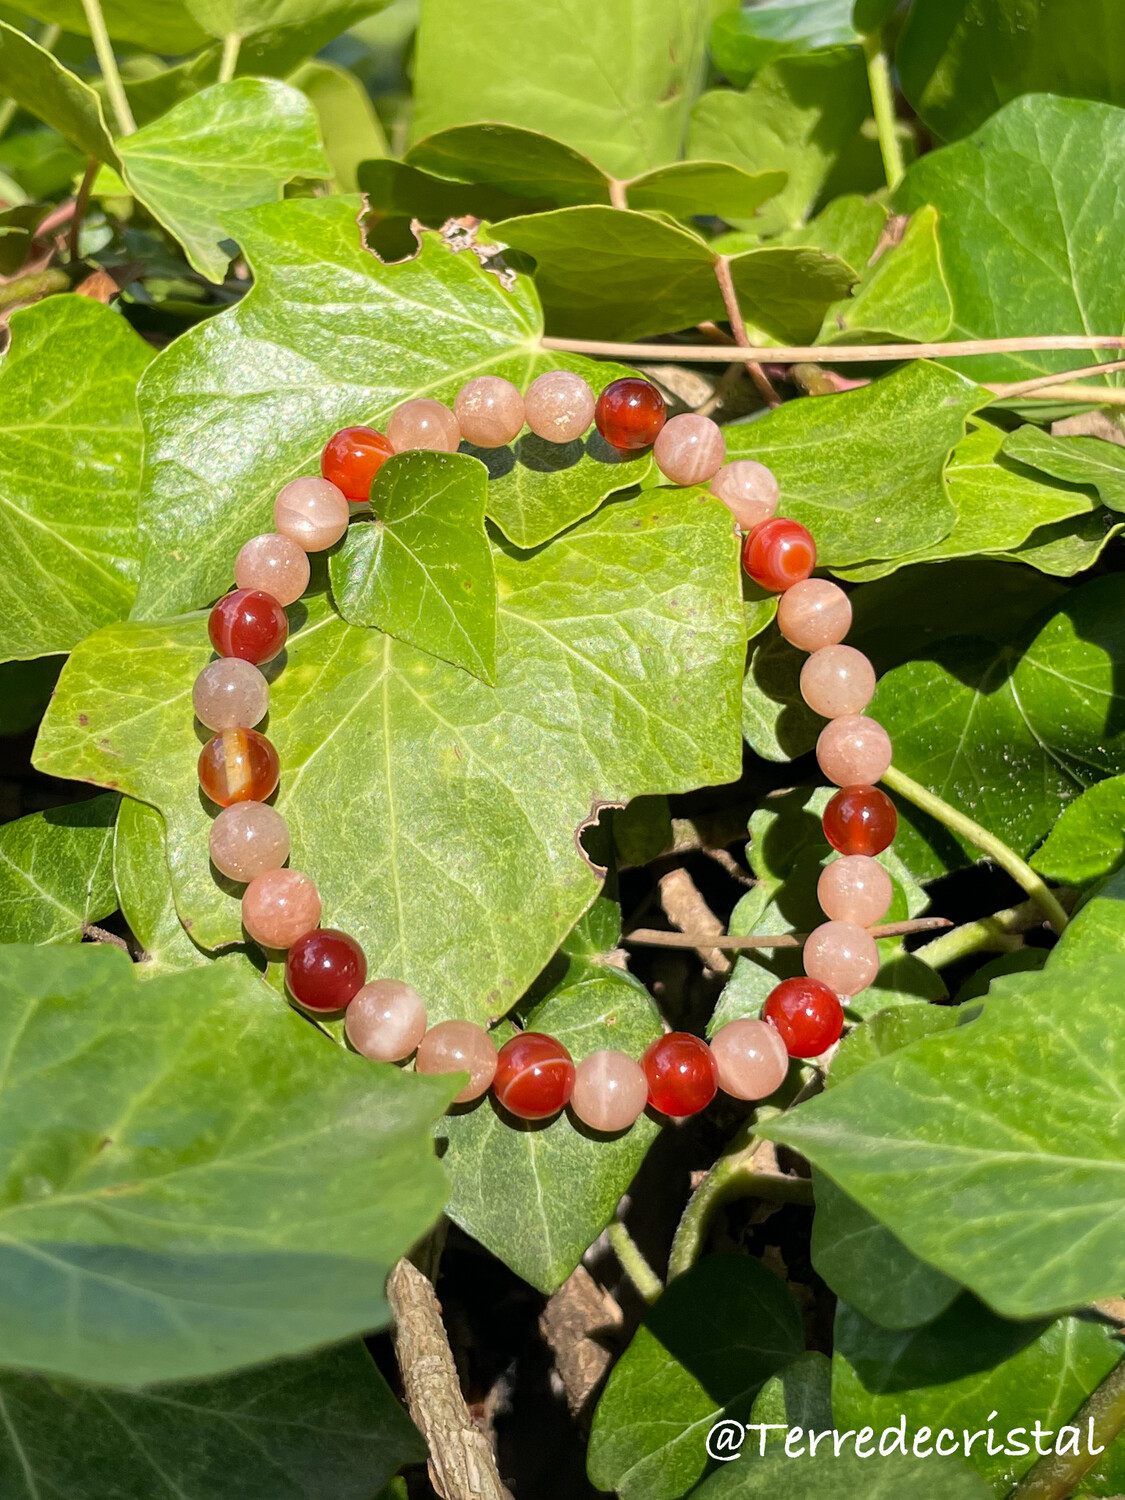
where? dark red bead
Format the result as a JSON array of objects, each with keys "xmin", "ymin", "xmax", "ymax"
[
  {"xmin": 493, "ymin": 1031, "xmax": 576, "ymax": 1120},
  {"xmin": 741, "ymin": 518, "xmax": 817, "ymax": 592},
  {"xmin": 286, "ymin": 928, "xmax": 367, "ymax": 1012},
  {"xmin": 764, "ymin": 978, "xmax": 844, "ymax": 1058},
  {"xmin": 321, "ymin": 425, "xmax": 395, "ymax": 503},
  {"xmin": 641, "ymin": 1032, "xmax": 718, "ymax": 1117},
  {"xmin": 822, "ymin": 785, "xmax": 898, "ymax": 856},
  {"xmin": 208, "ymin": 589, "xmax": 288, "ymax": 664},
  {"xmin": 594, "ymin": 378, "xmax": 666, "ymax": 451}
]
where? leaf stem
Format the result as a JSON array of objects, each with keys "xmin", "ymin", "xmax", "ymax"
[
  {"xmin": 863, "ymin": 34, "xmax": 905, "ymax": 191},
  {"xmin": 607, "ymin": 1220, "xmax": 663, "ymax": 1305},
  {"xmin": 668, "ymin": 1117, "xmax": 765, "ymax": 1279},
  {"xmin": 607, "ymin": 177, "xmax": 628, "ymax": 211},
  {"xmin": 0, "ymin": 267, "xmax": 69, "ymax": 310},
  {"xmin": 1010, "ymin": 383, "xmax": 1125, "ymax": 407},
  {"xmin": 218, "ymin": 32, "xmax": 242, "ymax": 84},
  {"xmin": 915, "ymin": 892, "xmax": 1077, "ymax": 970},
  {"xmin": 713, "ymin": 255, "xmax": 781, "ymax": 408},
  {"xmin": 539, "ymin": 334, "xmax": 1125, "ymax": 365},
  {"xmin": 1009, "ymin": 1351, "xmax": 1125, "ymax": 1500},
  {"xmin": 881, "ymin": 765, "xmax": 1070, "ymax": 934},
  {"xmin": 68, "ymin": 158, "xmax": 99, "ymax": 262},
  {"xmin": 80, "ymin": 0, "xmax": 135, "ymax": 136},
  {"xmin": 988, "ymin": 359, "xmax": 1125, "ymax": 398},
  {"xmin": 0, "ymin": 21, "xmax": 60, "ymax": 139}
]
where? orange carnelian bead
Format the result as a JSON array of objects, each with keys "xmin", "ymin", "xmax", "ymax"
[
  {"xmin": 320, "ymin": 426, "xmax": 395, "ymax": 503},
  {"xmin": 641, "ymin": 1032, "xmax": 718, "ymax": 1117},
  {"xmin": 594, "ymin": 378, "xmax": 666, "ymax": 451},
  {"xmin": 741, "ymin": 518, "xmax": 817, "ymax": 592},
  {"xmin": 198, "ymin": 729, "xmax": 280, "ymax": 807}
]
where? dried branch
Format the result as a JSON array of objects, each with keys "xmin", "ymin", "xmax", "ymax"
[
  {"xmin": 657, "ymin": 866, "xmax": 731, "ymax": 974},
  {"xmin": 986, "ymin": 359, "xmax": 1125, "ymax": 397},
  {"xmin": 625, "ymin": 916, "xmax": 951, "ymax": 952},
  {"xmin": 540, "ymin": 334, "xmax": 1125, "ymax": 364},
  {"xmin": 713, "ymin": 255, "xmax": 781, "ymax": 407},
  {"xmin": 540, "ymin": 1264, "xmax": 623, "ymax": 1420}
]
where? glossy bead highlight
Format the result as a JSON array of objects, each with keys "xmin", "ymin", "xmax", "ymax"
[
  {"xmin": 641, "ymin": 1031, "xmax": 718, "ymax": 1117},
  {"xmin": 822, "ymin": 784, "xmax": 898, "ymax": 856},
  {"xmin": 198, "ymin": 728, "xmax": 279, "ymax": 807},
  {"xmin": 387, "ymin": 398, "xmax": 461, "ymax": 454},
  {"xmin": 208, "ymin": 589, "xmax": 288, "ymax": 665},
  {"xmin": 454, "ymin": 376, "xmax": 525, "ymax": 447},
  {"xmin": 234, "ymin": 533, "xmax": 310, "ymax": 608},
  {"xmin": 800, "ymin": 645, "xmax": 877, "ymax": 719},
  {"xmin": 345, "ymin": 980, "xmax": 427, "ymax": 1062},
  {"xmin": 764, "ymin": 978, "xmax": 844, "ymax": 1058},
  {"xmin": 817, "ymin": 856, "xmax": 893, "ymax": 927},
  {"xmin": 777, "ymin": 578, "xmax": 852, "ymax": 651},
  {"xmin": 208, "ymin": 800, "xmax": 290, "ymax": 883},
  {"xmin": 803, "ymin": 920, "xmax": 880, "ymax": 997},
  {"xmin": 274, "ymin": 476, "xmax": 350, "ymax": 552},
  {"xmin": 594, "ymin": 378, "xmax": 666, "ymax": 451},
  {"xmin": 524, "ymin": 370, "xmax": 595, "ymax": 443},
  {"xmin": 742, "ymin": 518, "xmax": 816, "ymax": 592},
  {"xmin": 493, "ymin": 1031, "xmax": 575, "ymax": 1120},
  {"xmin": 286, "ymin": 928, "xmax": 367, "ymax": 1011},
  {"xmin": 241, "ymin": 867, "xmax": 321, "ymax": 949},
  {"xmin": 415, "ymin": 1020, "xmax": 497, "ymax": 1103},
  {"xmin": 570, "ymin": 1050, "xmax": 649, "ymax": 1132},
  {"xmin": 192, "ymin": 657, "xmax": 269, "ymax": 732},
  {"xmin": 710, "ymin": 460, "xmax": 780, "ymax": 530},
  {"xmin": 816, "ymin": 715, "xmax": 893, "ymax": 787},
  {"xmin": 653, "ymin": 413, "xmax": 725, "ymax": 486},
  {"xmin": 710, "ymin": 1018, "xmax": 790, "ymax": 1100},
  {"xmin": 320, "ymin": 425, "xmax": 394, "ymax": 502}
]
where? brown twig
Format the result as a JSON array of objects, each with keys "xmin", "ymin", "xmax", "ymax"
[
  {"xmin": 83, "ymin": 923, "xmax": 130, "ymax": 953},
  {"xmin": 540, "ymin": 334, "xmax": 1125, "ymax": 364},
  {"xmin": 624, "ymin": 916, "xmax": 951, "ymax": 951},
  {"xmin": 987, "ymin": 359, "xmax": 1125, "ymax": 398},
  {"xmin": 1009, "ymin": 1354, "xmax": 1125, "ymax": 1500},
  {"xmin": 68, "ymin": 159, "xmax": 99, "ymax": 264},
  {"xmin": 713, "ymin": 255, "xmax": 781, "ymax": 407},
  {"xmin": 657, "ymin": 867, "xmax": 731, "ymax": 974}
]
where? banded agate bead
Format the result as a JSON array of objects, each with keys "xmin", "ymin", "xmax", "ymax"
[
  {"xmin": 320, "ymin": 425, "xmax": 394, "ymax": 502},
  {"xmin": 742, "ymin": 518, "xmax": 816, "ymax": 592},
  {"xmin": 198, "ymin": 728, "xmax": 279, "ymax": 807},
  {"xmin": 817, "ymin": 855, "xmax": 893, "ymax": 927},
  {"xmin": 346, "ymin": 980, "xmax": 427, "ymax": 1061},
  {"xmin": 570, "ymin": 1050, "xmax": 649, "ymax": 1132},
  {"xmin": 234, "ymin": 534, "xmax": 310, "ymax": 608},
  {"xmin": 415, "ymin": 1020, "xmax": 497, "ymax": 1103},
  {"xmin": 803, "ymin": 920, "xmax": 880, "ymax": 997},
  {"xmin": 387, "ymin": 398, "xmax": 461, "ymax": 454},
  {"xmin": 241, "ymin": 867, "xmax": 321, "ymax": 949},
  {"xmin": 454, "ymin": 377, "xmax": 525, "ymax": 447},
  {"xmin": 524, "ymin": 371, "xmax": 594, "ymax": 443},
  {"xmin": 653, "ymin": 413, "xmax": 725, "ymax": 486},
  {"xmin": 493, "ymin": 1031, "xmax": 575, "ymax": 1120},
  {"xmin": 710, "ymin": 1018, "xmax": 789, "ymax": 1100},
  {"xmin": 208, "ymin": 589, "xmax": 288, "ymax": 665}
]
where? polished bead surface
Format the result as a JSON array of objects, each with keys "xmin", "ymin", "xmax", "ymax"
[
  {"xmin": 274, "ymin": 476, "xmax": 350, "ymax": 552},
  {"xmin": 208, "ymin": 589, "xmax": 288, "ymax": 665},
  {"xmin": 493, "ymin": 1031, "xmax": 575, "ymax": 1120},
  {"xmin": 286, "ymin": 928, "xmax": 367, "ymax": 1011},
  {"xmin": 653, "ymin": 413, "xmax": 725, "ymax": 486},
  {"xmin": 641, "ymin": 1031, "xmax": 718, "ymax": 1117},
  {"xmin": 320, "ymin": 425, "xmax": 395, "ymax": 502},
  {"xmin": 800, "ymin": 645, "xmax": 877, "ymax": 719},
  {"xmin": 804, "ymin": 919, "xmax": 880, "ymax": 996},
  {"xmin": 816, "ymin": 715, "xmax": 893, "ymax": 786},
  {"xmin": 742, "ymin": 518, "xmax": 817, "ymax": 592},
  {"xmin": 570, "ymin": 1050, "xmax": 649, "ymax": 1132},
  {"xmin": 198, "ymin": 729, "xmax": 279, "ymax": 807},
  {"xmin": 454, "ymin": 376, "xmax": 525, "ymax": 448},
  {"xmin": 345, "ymin": 980, "xmax": 427, "ymax": 1061},
  {"xmin": 234, "ymin": 533, "xmax": 310, "ymax": 608},
  {"xmin": 594, "ymin": 378, "xmax": 666, "ymax": 451},
  {"xmin": 710, "ymin": 460, "xmax": 780, "ymax": 530},
  {"xmin": 209, "ymin": 800, "xmax": 290, "ymax": 883},
  {"xmin": 817, "ymin": 855, "xmax": 893, "ymax": 927},
  {"xmin": 524, "ymin": 370, "xmax": 595, "ymax": 443},
  {"xmin": 822, "ymin": 784, "xmax": 898, "ymax": 856},
  {"xmin": 415, "ymin": 1020, "xmax": 497, "ymax": 1103},
  {"xmin": 387, "ymin": 398, "xmax": 461, "ymax": 454},
  {"xmin": 777, "ymin": 578, "xmax": 853, "ymax": 651},
  {"xmin": 710, "ymin": 1018, "xmax": 790, "ymax": 1101},
  {"xmin": 192, "ymin": 657, "xmax": 269, "ymax": 732},
  {"xmin": 242, "ymin": 868, "xmax": 321, "ymax": 949},
  {"xmin": 764, "ymin": 977, "xmax": 844, "ymax": 1058}
]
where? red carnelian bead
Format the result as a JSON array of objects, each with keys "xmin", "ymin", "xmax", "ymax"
[
  {"xmin": 742, "ymin": 518, "xmax": 817, "ymax": 592},
  {"xmin": 822, "ymin": 784, "xmax": 898, "ymax": 856},
  {"xmin": 594, "ymin": 378, "xmax": 667, "ymax": 451},
  {"xmin": 641, "ymin": 1032, "xmax": 718, "ymax": 1117},
  {"xmin": 208, "ymin": 589, "xmax": 288, "ymax": 664},
  {"xmin": 286, "ymin": 928, "xmax": 367, "ymax": 1012},
  {"xmin": 764, "ymin": 978, "xmax": 844, "ymax": 1058},
  {"xmin": 198, "ymin": 729, "xmax": 280, "ymax": 806},
  {"xmin": 320, "ymin": 425, "xmax": 395, "ymax": 503},
  {"xmin": 493, "ymin": 1032, "xmax": 576, "ymax": 1120}
]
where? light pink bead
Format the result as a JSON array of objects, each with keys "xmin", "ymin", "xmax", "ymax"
[
  {"xmin": 192, "ymin": 657, "xmax": 268, "ymax": 732},
  {"xmin": 777, "ymin": 579, "xmax": 853, "ymax": 651},
  {"xmin": 415, "ymin": 1020, "xmax": 497, "ymax": 1103},
  {"xmin": 800, "ymin": 645, "xmax": 877, "ymax": 719},
  {"xmin": 209, "ymin": 801, "xmax": 290, "ymax": 883},
  {"xmin": 454, "ymin": 376, "xmax": 525, "ymax": 448},
  {"xmin": 234, "ymin": 532, "xmax": 311, "ymax": 607},
  {"xmin": 817, "ymin": 856, "xmax": 893, "ymax": 926},
  {"xmin": 570, "ymin": 1050, "xmax": 649, "ymax": 1132},
  {"xmin": 653, "ymin": 413, "xmax": 725, "ymax": 486},
  {"xmin": 710, "ymin": 1019, "xmax": 790, "ymax": 1100},
  {"xmin": 273, "ymin": 476, "xmax": 349, "ymax": 553},
  {"xmin": 710, "ymin": 460, "xmax": 780, "ymax": 530},
  {"xmin": 346, "ymin": 980, "xmax": 427, "ymax": 1062},
  {"xmin": 804, "ymin": 920, "xmax": 880, "ymax": 996},
  {"xmin": 387, "ymin": 398, "xmax": 461, "ymax": 454},
  {"xmin": 817, "ymin": 715, "xmax": 893, "ymax": 787},
  {"xmin": 241, "ymin": 867, "xmax": 321, "ymax": 949},
  {"xmin": 524, "ymin": 370, "xmax": 595, "ymax": 443}
]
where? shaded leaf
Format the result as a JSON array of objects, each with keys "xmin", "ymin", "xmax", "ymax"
[
  {"xmin": 1032, "ymin": 775, "xmax": 1125, "ymax": 887},
  {"xmin": 741, "ymin": 624, "xmax": 822, "ymax": 763},
  {"xmin": 992, "ymin": 510, "xmax": 1124, "ymax": 577},
  {"xmin": 710, "ymin": 1, "xmax": 860, "ymax": 88},
  {"xmin": 625, "ymin": 159, "xmax": 787, "ymax": 220},
  {"xmin": 0, "ymin": 22, "xmax": 117, "ymax": 167},
  {"xmin": 749, "ymin": 1350, "xmax": 833, "ymax": 1436},
  {"xmin": 818, "ymin": 205, "xmax": 953, "ymax": 345},
  {"xmin": 405, "ymin": 122, "xmax": 609, "ymax": 206},
  {"xmin": 1003, "ymin": 425, "xmax": 1125, "ymax": 513},
  {"xmin": 290, "ymin": 57, "xmax": 388, "ymax": 193},
  {"xmin": 17, "ymin": 0, "xmax": 207, "ymax": 52},
  {"xmin": 0, "ymin": 795, "xmax": 119, "ymax": 945},
  {"xmin": 691, "ymin": 1448, "xmax": 991, "ymax": 1499},
  {"xmin": 0, "ymin": 657, "xmax": 61, "ymax": 738}
]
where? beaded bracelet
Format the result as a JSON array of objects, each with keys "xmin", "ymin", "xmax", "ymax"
[{"xmin": 191, "ymin": 372, "xmax": 899, "ymax": 1132}]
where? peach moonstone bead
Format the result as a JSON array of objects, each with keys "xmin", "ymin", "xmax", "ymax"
[
  {"xmin": 235, "ymin": 532, "xmax": 311, "ymax": 607},
  {"xmin": 346, "ymin": 980, "xmax": 428, "ymax": 1062},
  {"xmin": 192, "ymin": 657, "xmax": 269, "ymax": 732},
  {"xmin": 710, "ymin": 1018, "xmax": 790, "ymax": 1101},
  {"xmin": 209, "ymin": 800, "xmax": 290, "ymax": 883},
  {"xmin": 415, "ymin": 1020, "xmax": 497, "ymax": 1103},
  {"xmin": 241, "ymin": 867, "xmax": 321, "ymax": 949},
  {"xmin": 817, "ymin": 855, "xmax": 893, "ymax": 927},
  {"xmin": 804, "ymin": 920, "xmax": 880, "ymax": 996},
  {"xmin": 570, "ymin": 1050, "xmax": 649, "ymax": 1132},
  {"xmin": 524, "ymin": 370, "xmax": 595, "ymax": 442},
  {"xmin": 653, "ymin": 413, "xmax": 725, "ymax": 486},
  {"xmin": 800, "ymin": 645, "xmax": 877, "ymax": 719},
  {"xmin": 777, "ymin": 578, "xmax": 852, "ymax": 651},
  {"xmin": 816, "ymin": 715, "xmax": 893, "ymax": 786},
  {"xmin": 387, "ymin": 398, "xmax": 461, "ymax": 454},
  {"xmin": 274, "ymin": 476, "xmax": 349, "ymax": 552},
  {"xmin": 710, "ymin": 460, "xmax": 780, "ymax": 530},
  {"xmin": 454, "ymin": 376, "xmax": 525, "ymax": 447}
]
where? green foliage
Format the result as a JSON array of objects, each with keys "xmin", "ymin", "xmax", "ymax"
[
  {"xmin": 1032, "ymin": 775, "xmax": 1125, "ymax": 886},
  {"xmin": 0, "ymin": 21, "xmax": 118, "ymax": 164},
  {"xmin": 691, "ymin": 1450, "xmax": 992, "ymax": 1499},
  {"xmin": 289, "ymin": 57, "xmax": 388, "ymax": 192},
  {"xmin": 0, "ymin": 795, "xmax": 118, "ymax": 944},
  {"xmin": 1004, "ymin": 425, "xmax": 1125, "ymax": 513},
  {"xmin": 709, "ymin": 1, "xmax": 859, "ymax": 87}
]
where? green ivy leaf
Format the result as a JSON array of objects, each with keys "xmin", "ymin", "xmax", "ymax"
[
  {"xmin": 406, "ymin": 123, "xmax": 610, "ymax": 206},
  {"xmin": 1049, "ymin": 865, "xmax": 1125, "ymax": 969},
  {"xmin": 1003, "ymin": 426, "xmax": 1125, "ymax": 513},
  {"xmin": 852, "ymin": 0, "xmax": 898, "ymax": 32},
  {"xmin": 0, "ymin": 22, "xmax": 117, "ymax": 164},
  {"xmin": 710, "ymin": 1, "xmax": 860, "ymax": 88},
  {"xmin": 15, "ymin": 2, "xmax": 207, "ymax": 58},
  {"xmin": 742, "ymin": 624, "xmax": 822, "ymax": 763},
  {"xmin": 626, "ymin": 159, "xmax": 788, "ymax": 220},
  {"xmin": 818, "ymin": 205, "xmax": 953, "ymax": 345},
  {"xmin": 749, "ymin": 1351, "xmax": 833, "ymax": 1437},
  {"xmin": 0, "ymin": 795, "xmax": 119, "ymax": 945},
  {"xmin": 993, "ymin": 510, "xmax": 1125, "ymax": 578},
  {"xmin": 691, "ymin": 1449, "xmax": 992, "ymax": 1499},
  {"xmin": 289, "ymin": 58, "xmax": 388, "ymax": 193},
  {"xmin": 773, "ymin": 192, "xmax": 886, "ymax": 267},
  {"xmin": 1032, "ymin": 775, "xmax": 1125, "ymax": 886}
]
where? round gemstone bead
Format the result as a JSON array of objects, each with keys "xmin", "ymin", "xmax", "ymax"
[
  {"xmin": 192, "ymin": 657, "xmax": 269, "ymax": 732},
  {"xmin": 241, "ymin": 868, "xmax": 321, "ymax": 950},
  {"xmin": 274, "ymin": 476, "xmax": 350, "ymax": 552},
  {"xmin": 286, "ymin": 928, "xmax": 367, "ymax": 1011},
  {"xmin": 804, "ymin": 920, "xmax": 880, "ymax": 997},
  {"xmin": 653, "ymin": 413, "xmax": 725, "ymax": 486},
  {"xmin": 764, "ymin": 978, "xmax": 844, "ymax": 1058},
  {"xmin": 454, "ymin": 376, "xmax": 525, "ymax": 448},
  {"xmin": 817, "ymin": 855, "xmax": 893, "ymax": 927},
  {"xmin": 710, "ymin": 1018, "xmax": 790, "ymax": 1101},
  {"xmin": 320, "ymin": 425, "xmax": 395, "ymax": 502},
  {"xmin": 641, "ymin": 1031, "xmax": 718, "ymax": 1117},
  {"xmin": 742, "ymin": 518, "xmax": 817, "ymax": 592},
  {"xmin": 234, "ymin": 533, "xmax": 310, "ymax": 607},
  {"xmin": 198, "ymin": 729, "xmax": 279, "ymax": 807},
  {"xmin": 594, "ymin": 378, "xmax": 666, "ymax": 451},
  {"xmin": 493, "ymin": 1031, "xmax": 576, "ymax": 1121},
  {"xmin": 823, "ymin": 785, "xmax": 898, "ymax": 856},
  {"xmin": 415, "ymin": 1020, "xmax": 497, "ymax": 1103},
  {"xmin": 208, "ymin": 589, "xmax": 288, "ymax": 665},
  {"xmin": 777, "ymin": 578, "xmax": 853, "ymax": 651},
  {"xmin": 387, "ymin": 398, "xmax": 461, "ymax": 454},
  {"xmin": 345, "ymin": 979, "xmax": 427, "ymax": 1062},
  {"xmin": 208, "ymin": 801, "xmax": 290, "ymax": 883},
  {"xmin": 569, "ymin": 1050, "xmax": 649, "ymax": 1133},
  {"xmin": 523, "ymin": 370, "xmax": 595, "ymax": 443},
  {"xmin": 710, "ymin": 460, "xmax": 780, "ymax": 530},
  {"xmin": 817, "ymin": 715, "xmax": 893, "ymax": 787},
  {"xmin": 800, "ymin": 645, "xmax": 877, "ymax": 719}
]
